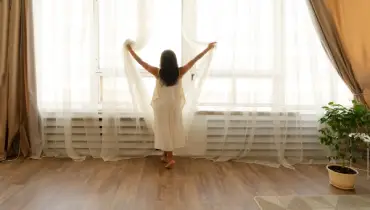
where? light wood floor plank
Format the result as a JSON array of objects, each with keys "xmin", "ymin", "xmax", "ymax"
[{"xmin": 0, "ymin": 157, "xmax": 369, "ymax": 210}]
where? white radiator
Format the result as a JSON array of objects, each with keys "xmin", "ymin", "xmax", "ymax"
[
  {"xmin": 42, "ymin": 113, "xmax": 154, "ymax": 157},
  {"xmin": 200, "ymin": 112, "xmax": 327, "ymax": 160},
  {"xmin": 42, "ymin": 111, "xmax": 327, "ymax": 160}
]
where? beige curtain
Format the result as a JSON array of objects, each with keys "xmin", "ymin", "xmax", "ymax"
[
  {"xmin": 0, "ymin": 0, "xmax": 41, "ymax": 160},
  {"xmin": 307, "ymin": 0, "xmax": 370, "ymax": 106}
]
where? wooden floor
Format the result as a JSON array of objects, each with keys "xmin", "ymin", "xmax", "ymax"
[{"xmin": 0, "ymin": 157, "xmax": 369, "ymax": 210}]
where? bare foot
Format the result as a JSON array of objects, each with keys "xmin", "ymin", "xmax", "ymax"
[{"xmin": 165, "ymin": 160, "xmax": 175, "ymax": 169}]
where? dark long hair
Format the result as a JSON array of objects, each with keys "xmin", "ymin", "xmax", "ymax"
[{"xmin": 159, "ymin": 50, "xmax": 179, "ymax": 87}]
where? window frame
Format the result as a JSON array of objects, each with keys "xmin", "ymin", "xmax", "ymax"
[{"xmin": 92, "ymin": 0, "xmax": 348, "ymax": 110}]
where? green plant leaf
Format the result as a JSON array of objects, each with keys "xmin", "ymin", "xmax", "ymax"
[{"xmin": 319, "ymin": 100, "xmax": 370, "ymax": 164}]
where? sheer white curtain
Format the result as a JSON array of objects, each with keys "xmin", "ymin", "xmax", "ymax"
[
  {"xmin": 33, "ymin": 0, "xmax": 99, "ymax": 160},
  {"xmin": 33, "ymin": 0, "xmax": 352, "ymax": 165},
  {"xmin": 33, "ymin": 0, "xmax": 213, "ymax": 160},
  {"xmin": 100, "ymin": 0, "xmax": 155, "ymax": 161},
  {"xmin": 191, "ymin": 0, "xmax": 352, "ymax": 167}
]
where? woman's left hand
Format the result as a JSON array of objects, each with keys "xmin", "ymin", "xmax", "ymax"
[{"xmin": 207, "ymin": 42, "xmax": 217, "ymax": 50}]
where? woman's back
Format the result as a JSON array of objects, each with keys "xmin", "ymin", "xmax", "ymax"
[
  {"xmin": 151, "ymin": 75, "xmax": 186, "ymax": 153},
  {"xmin": 152, "ymin": 77, "xmax": 185, "ymax": 107}
]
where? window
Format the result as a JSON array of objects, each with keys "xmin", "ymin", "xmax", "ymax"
[
  {"xmin": 195, "ymin": 0, "xmax": 352, "ymax": 109},
  {"xmin": 97, "ymin": 0, "xmax": 182, "ymax": 70},
  {"xmin": 33, "ymin": 0, "xmax": 352, "ymax": 112},
  {"xmin": 97, "ymin": 0, "xmax": 182, "ymax": 107}
]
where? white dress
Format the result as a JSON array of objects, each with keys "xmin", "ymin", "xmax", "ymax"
[{"xmin": 151, "ymin": 77, "xmax": 186, "ymax": 151}]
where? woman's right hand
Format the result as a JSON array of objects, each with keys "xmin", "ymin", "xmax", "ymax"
[
  {"xmin": 126, "ymin": 43, "xmax": 132, "ymax": 51},
  {"xmin": 208, "ymin": 42, "xmax": 217, "ymax": 49}
]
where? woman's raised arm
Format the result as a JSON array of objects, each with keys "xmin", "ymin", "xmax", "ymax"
[
  {"xmin": 179, "ymin": 42, "xmax": 216, "ymax": 77},
  {"xmin": 126, "ymin": 43, "xmax": 159, "ymax": 77}
]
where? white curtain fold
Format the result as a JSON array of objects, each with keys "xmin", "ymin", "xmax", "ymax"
[
  {"xmin": 100, "ymin": 0, "xmax": 155, "ymax": 161},
  {"xmin": 26, "ymin": 0, "xmax": 43, "ymax": 159},
  {"xmin": 33, "ymin": 0, "xmax": 353, "ymax": 167},
  {"xmin": 33, "ymin": 0, "xmax": 96, "ymax": 160}
]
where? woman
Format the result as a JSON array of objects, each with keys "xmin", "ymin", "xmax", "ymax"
[{"xmin": 126, "ymin": 42, "xmax": 216, "ymax": 168}]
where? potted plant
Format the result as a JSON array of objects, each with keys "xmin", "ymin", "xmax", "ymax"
[{"xmin": 319, "ymin": 100, "xmax": 370, "ymax": 190}]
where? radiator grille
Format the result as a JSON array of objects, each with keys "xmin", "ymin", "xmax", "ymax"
[
  {"xmin": 42, "ymin": 112, "xmax": 327, "ymax": 160},
  {"xmin": 43, "ymin": 115, "xmax": 154, "ymax": 157},
  {"xmin": 202, "ymin": 112, "xmax": 326, "ymax": 159}
]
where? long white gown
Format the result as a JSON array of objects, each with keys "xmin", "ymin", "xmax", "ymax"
[{"xmin": 151, "ymin": 76, "xmax": 186, "ymax": 151}]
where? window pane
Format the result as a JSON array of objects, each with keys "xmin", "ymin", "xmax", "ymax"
[
  {"xmin": 33, "ymin": 0, "xmax": 94, "ymax": 111},
  {"xmin": 98, "ymin": 0, "xmax": 181, "ymax": 70},
  {"xmin": 101, "ymin": 77, "xmax": 156, "ymax": 110},
  {"xmin": 196, "ymin": 0, "xmax": 235, "ymax": 70},
  {"xmin": 98, "ymin": 0, "xmax": 137, "ymax": 69},
  {"xmin": 139, "ymin": 0, "xmax": 182, "ymax": 67},
  {"xmin": 196, "ymin": 0, "xmax": 274, "ymax": 72},
  {"xmin": 102, "ymin": 77, "xmax": 132, "ymax": 106},
  {"xmin": 283, "ymin": 0, "xmax": 352, "ymax": 106},
  {"xmin": 236, "ymin": 78, "xmax": 273, "ymax": 104},
  {"xmin": 337, "ymin": 80, "xmax": 353, "ymax": 105},
  {"xmin": 234, "ymin": 0, "xmax": 274, "ymax": 72},
  {"xmin": 198, "ymin": 78, "xmax": 232, "ymax": 104}
]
